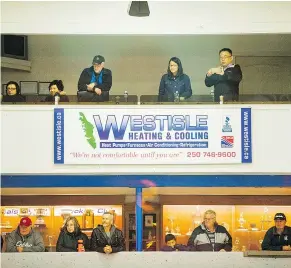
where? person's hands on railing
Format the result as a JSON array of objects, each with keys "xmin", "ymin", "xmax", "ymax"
[
  {"xmin": 86, "ymin": 83, "xmax": 96, "ymax": 91},
  {"xmin": 95, "ymin": 88, "xmax": 102, "ymax": 96}
]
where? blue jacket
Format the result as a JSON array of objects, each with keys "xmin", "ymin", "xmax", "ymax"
[{"xmin": 158, "ymin": 74, "xmax": 192, "ymax": 102}]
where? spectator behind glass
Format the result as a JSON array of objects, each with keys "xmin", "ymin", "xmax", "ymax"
[
  {"xmin": 161, "ymin": 233, "xmax": 189, "ymax": 251},
  {"xmin": 90, "ymin": 212, "xmax": 125, "ymax": 254},
  {"xmin": 262, "ymin": 213, "xmax": 291, "ymax": 251},
  {"xmin": 205, "ymin": 48, "xmax": 242, "ymax": 102},
  {"xmin": 44, "ymin": 80, "xmax": 69, "ymax": 102},
  {"xmin": 77, "ymin": 55, "xmax": 112, "ymax": 102},
  {"xmin": 2, "ymin": 81, "xmax": 25, "ymax": 103},
  {"xmin": 158, "ymin": 57, "xmax": 192, "ymax": 102},
  {"xmin": 6, "ymin": 217, "xmax": 45, "ymax": 252},
  {"xmin": 187, "ymin": 210, "xmax": 232, "ymax": 252},
  {"xmin": 56, "ymin": 216, "xmax": 90, "ymax": 252}
]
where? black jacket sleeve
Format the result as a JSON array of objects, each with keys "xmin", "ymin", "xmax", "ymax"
[
  {"xmin": 180, "ymin": 75, "xmax": 192, "ymax": 99},
  {"xmin": 223, "ymin": 229, "xmax": 232, "ymax": 252},
  {"xmin": 81, "ymin": 233, "xmax": 90, "ymax": 252},
  {"xmin": 262, "ymin": 229, "xmax": 282, "ymax": 251},
  {"xmin": 96, "ymin": 69, "xmax": 112, "ymax": 92},
  {"xmin": 90, "ymin": 230, "xmax": 105, "ymax": 253},
  {"xmin": 205, "ymin": 65, "xmax": 242, "ymax": 87},
  {"xmin": 220, "ymin": 65, "xmax": 242, "ymax": 83},
  {"xmin": 111, "ymin": 230, "xmax": 125, "ymax": 253},
  {"xmin": 56, "ymin": 231, "xmax": 76, "ymax": 252},
  {"xmin": 78, "ymin": 69, "xmax": 91, "ymax": 92},
  {"xmin": 187, "ymin": 229, "xmax": 198, "ymax": 251},
  {"xmin": 205, "ymin": 73, "xmax": 220, "ymax": 87},
  {"xmin": 158, "ymin": 75, "xmax": 166, "ymax": 102}
]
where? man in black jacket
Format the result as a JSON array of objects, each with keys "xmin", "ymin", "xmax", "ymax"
[
  {"xmin": 262, "ymin": 213, "xmax": 291, "ymax": 251},
  {"xmin": 205, "ymin": 48, "xmax": 242, "ymax": 102},
  {"xmin": 77, "ymin": 55, "xmax": 112, "ymax": 102},
  {"xmin": 91, "ymin": 212, "xmax": 125, "ymax": 253}
]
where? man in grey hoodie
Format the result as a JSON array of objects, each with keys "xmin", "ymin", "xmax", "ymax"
[{"xmin": 6, "ymin": 217, "xmax": 45, "ymax": 252}]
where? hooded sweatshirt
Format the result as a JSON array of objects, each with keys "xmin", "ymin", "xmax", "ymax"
[{"xmin": 6, "ymin": 227, "xmax": 45, "ymax": 252}]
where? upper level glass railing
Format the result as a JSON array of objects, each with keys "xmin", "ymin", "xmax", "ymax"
[{"xmin": 1, "ymin": 93, "xmax": 291, "ymax": 105}]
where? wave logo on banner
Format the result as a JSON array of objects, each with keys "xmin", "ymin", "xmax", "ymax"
[{"xmin": 221, "ymin": 136, "xmax": 234, "ymax": 148}]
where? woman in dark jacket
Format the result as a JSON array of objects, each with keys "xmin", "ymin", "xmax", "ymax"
[
  {"xmin": 158, "ymin": 57, "xmax": 192, "ymax": 102},
  {"xmin": 44, "ymin": 80, "xmax": 69, "ymax": 102},
  {"xmin": 56, "ymin": 216, "xmax": 90, "ymax": 252},
  {"xmin": 2, "ymin": 81, "xmax": 26, "ymax": 103}
]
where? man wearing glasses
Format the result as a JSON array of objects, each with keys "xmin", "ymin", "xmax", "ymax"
[
  {"xmin": 262, "ymin": 213, "xmax": 291, "ymax": 251},
  {"xmin": 77, "ymin": 55, "xmax": 112, "ymax": 102},
  {"xmin": 205, "ymin": 48, "xmax": 242, "ymax": 102},
  {"xmin": 187, "ymin": 210, "xmax": 232, "ymax": 251}
]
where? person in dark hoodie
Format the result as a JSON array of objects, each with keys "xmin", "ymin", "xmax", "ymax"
[
  {"xmin": 56, "ymin": 216, "xmax": 90, "ymax": 252},
  {"xmin": 6, "ymin": 217, "xmax": 45, "ymax": 252},
  {"xmin": 161, "ymin": 234, "xmax": 189, "ymax": 251},
  {"xmin": 205, "ymin": 48, "xmax": 242, "ymax": 102},
  {"xmin": 44, "ymin": 80, "xmax": 69, "ymax": 102},
  {"xmin": 158, "ymin": 57, "xmax": 192, "ymax": 102},
  {"xmin": 2, "ymin": 81, "xmax": 26, "ymax": 103},
  {"xmin": 90, "ymin": 212, "xmax": 125, "ymax": 254},
  {"xmin": 77, "ymin": 55, "xmax": 112, "ymax": 102},
  {"xmin": 187, "ymin": 210, "xmax": 232, "ymax": 252},
  {"xmin": 262, "ymin": 213, "xmax": 291, "ymax": 251}
]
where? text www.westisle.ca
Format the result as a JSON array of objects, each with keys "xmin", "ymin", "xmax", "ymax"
[
  {"xmin": 243, "ymin": 111, "xmax": 250, "ymax": 160},
  {"xmin": 56, "ymin": 112, "xmax": 62, "ymax": 161}
]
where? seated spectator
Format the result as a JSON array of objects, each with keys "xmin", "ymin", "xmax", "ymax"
[
  {"xmin": 2, "ymin": 81, "xmax": 25, "ymax": 103},
  {"xmin": 44, "ymin": 80, "xmax": 69, "ymax": 102},
  {"xmin": 77, "ymin": 55, "xmax": 112, "ymax": 102},
  {"xmin": 6, "ymin": 217, "xmax": 45, "ymax": 252},
  {"xmin": 56, "ymin": 216, "xmax": 90, "ymax": 252},
  {"xmin": 262, "ymin": 213, "xmax": 291, "ymax": 251},
  {"xmin": 161, "ymin": 234, "xmax": 188, "ymax": 251},
  {"xmin": 187, "ymin": 210, "xmax": 232, "ymax": 251},
  {"xmin": 90, "ymin": 212, "xmax": 125, "ymax": 253}
]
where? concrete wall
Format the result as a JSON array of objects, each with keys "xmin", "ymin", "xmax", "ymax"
[{"xmin": 1, "ymin": 252, "xmax": 291, "ymax": 268}]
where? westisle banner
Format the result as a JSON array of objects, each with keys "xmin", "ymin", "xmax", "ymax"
[{"xmin": 54, "ymin": 107, "xmax": 252, "ymax": 165}]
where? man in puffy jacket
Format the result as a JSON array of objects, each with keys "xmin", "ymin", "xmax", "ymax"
[
  {"xmin": 187, "ymin": 210, "xmax": 232, "ymax": 251},
  {"xmin": 262, "ymin": 213, "xmax": 291, "ymax": 251},
  {"xmin": 6, "ymin": 217, "xmax": 45, "ymax": 252},
  {"xmin": 91, "ymin": 212, "xmax": 125, "ymax": 253}
]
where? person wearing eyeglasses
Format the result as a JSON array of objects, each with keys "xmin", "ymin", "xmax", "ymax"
[
  {"xmin": 2, "ymin": 81, "xmax": 25, "ymax": 103},
  {"xmin": 77, "ymin": 55, "xmax": 112, "ymax": 102},
  {"xmin": 205, "ymin": 48, "xmax": 242, "ymax": 102},
  {"xmin": 187, "ymin": 210, "xmax": 232, "ymax": 252},
  {"xmin": 262, "ymin": 213, "xmax": 291, "ymax": 251}
]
